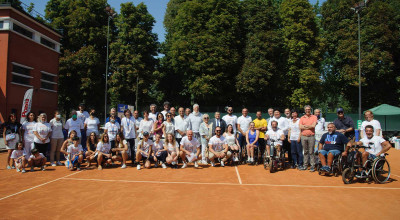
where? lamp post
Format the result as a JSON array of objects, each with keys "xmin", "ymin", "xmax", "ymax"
[
  {"xmin": 351, "ymin": 0, "xmax": 367, "ymax": 121},
  {"xmin": 104, "ymin": 6, "xmax": 116, "ymax": 123}
]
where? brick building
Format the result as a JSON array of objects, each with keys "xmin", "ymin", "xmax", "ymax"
[{"xmin": 0, "ymin": 3, "xmax": 61, "ymax": 123}]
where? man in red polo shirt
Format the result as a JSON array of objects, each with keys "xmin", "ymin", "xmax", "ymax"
[{"xmin": 299, "ymin": 105, "xmax": 318, "ymax": 172}]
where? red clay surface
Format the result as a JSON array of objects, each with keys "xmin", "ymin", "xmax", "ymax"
[{"xmin": 1, "ymin": 149, "xmax": 400, "ymax": 219}]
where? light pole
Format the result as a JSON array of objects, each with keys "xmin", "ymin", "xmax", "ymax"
[
  {"xmin": 351, "ymin": 0, "xmax": 367, "ymax": 121},
  {"xmin": 104, "ymin": 6, "xmax": 116, "ymax": 123}
]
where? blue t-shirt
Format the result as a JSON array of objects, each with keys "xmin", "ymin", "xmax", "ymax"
[{"xmin": 319, "ymin": 131, "xmax": 349, "ymax": 151}]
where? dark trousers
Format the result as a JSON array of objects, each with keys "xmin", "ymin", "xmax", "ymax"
[
  {"xmin": 154, "ymin": 151, "xmax": 167, "ymax": 163},
  {"xmin": 284, "ymin": 135, "xmax": 292, "ymax": 162},
  {"xmin": 126, "ymin": 138, "xmax": 136, "ymax": 159},
  {"xmin": 258, "ymin": 138, "xmax": 266, "ymax": 157},
  {"xmin": 34, "ymin": 142, "xmax": 49, "ymax": 155},
  {"xmin": 238, "ymin": 133, "xmax": 246, "ymax": 149},
  {"xmin": 291, "ymin": 140, "xmax": 303, "ymax": 166},
  {"xmin": 176, "ymin": 138, "xmax": 182, "ymax": 145}
]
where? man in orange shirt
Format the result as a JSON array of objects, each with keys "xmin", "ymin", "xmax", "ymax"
[{"xmin": 299, "ymin": 105, "xmax": 318, "ymax": 172}]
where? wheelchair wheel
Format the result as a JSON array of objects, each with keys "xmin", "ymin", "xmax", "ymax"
[
  {"xmin": 263, "ymin": 153, "xmax": 269, "ymax": 170},
  {"xmin": 269, "ymin": 158, "xmax": 274, "ymax": 173},
  {"xmin": 372, "ymin": 158, "xmax": 391, "ymax": 184},
  {"xmin": 342, "ymin": 168, "xmax": 355, "ymax": 184}
]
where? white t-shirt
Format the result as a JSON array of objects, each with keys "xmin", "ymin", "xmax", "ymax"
[
  {"xmin": 174, "ymin": 115, "xmax": 188, "ymax": 138},
  {"xmin": 209, "ymin": 136, "xmax": 226, "ymax": 152},
  {"xmin": 139, "ymin": 119, "xmax": 154, "ymax": 138},
  {"xmin": 140, "ymin": 139, "xmax": 153, "ymax": 154},
  {"xmin": 237, "ymin": 115, "xmax": 252, "ymax": 134},
  {"xmin": 121, "ymin": 117, "xmax": 136, "ymax": 139},
  {"xmin": 67, "ymin": 144, "xmax": 83, "ymax": 159},
  {"xmin": 289, "ymin": 119, "xmax": 301, "ymax": 141},
  {"xmin": 134, "ymin": 117, "xmax": 143, "ymax": 129},
  {"xmin": 360, "ymin": 136, "xmax": 386, "ymax": 156},
  {"xmin": 268, "ymin": 117, "xmax": 289, "ymax": 134},
  {"xmin": 117, "ymin": 139, "xmax": 130, "ymax": 155},
  {"xmin": 161, "ymin": 110, "xmax": 169, "ymax": 119},
  {"xmin": 180, "ymin": 136, "xmax": 200, "ymax": 154},
  {"xmin": 167, "ymin": 142, "xmax": 179, "ymax": 154},
  {"xmin": 64, "ymin": 118, "xmax": 84, "ymax": 137},
  {"xmin": 315, "ymin": 117, "xmax": 326, "ymax": 133},
  {"xmin": 187, "ymin": 112, "xmax": 203, "ymax": 133},
  {"xmin": 84, "ymin": 117, "xmax": 100, "ymax": 136},
  {"xmin": 33, "ymin": 122, "xmax": 52, "ymax": 143},
  {"xmin": 222, "ymin": 114, "xmax": 238, "ymax": 134},
  {"xmin": 22, "ymin": 121, "xmax": 36, "ymax": 142},
  {"xmin": 149, "ymin": 112, "xmax": 158, "ymax": 122},
  {"xmin": 104, "ymin": 122, "xmax": 120, "ymax": 141},
  {"xmin": 49, "ymin": 118, "xmax": 64, "ymax": 139},
  {"xmin": 265, "ymin": 129, "xmax": 284, "ymax": 146},
  {"xmin": 30, "ymin": 153, "xmax": 45, "ymax": 161},
  {"xmin": 361, "ymin": 120, "xmax": 381, "ymax": 138},
  {"xmin": 163, "ymin": 121, "xmax": 175, "ymax": 135},
  {"xmin": 152, "ymin": 140, "xmax": 164, "ymax": 156},
  {"xmin": 11, "ymin": 149, "xmax": 25, "ymax": 159},
  {"xmin": 77, "ymin": 111, "xmax": 89, "ymax": 123},
  {"xmin": 96, "ymin": 142, "xmax": 111, "ymax": 154}
]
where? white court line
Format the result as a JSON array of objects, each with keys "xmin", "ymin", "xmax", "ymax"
[
  {"xmin": 391, "ymin": 174, "xmax": 400, "ymax": 178},
  {"xmin": 0, "ymin": 171, "xmax": 81, "ymax": 201},
  {"xmin": 235, "ymin": 166, "xmax": 242, "ymax": 184},
  {"xmin": 63, "ymin": 177, "xmax": 400, "ymax": 190}
]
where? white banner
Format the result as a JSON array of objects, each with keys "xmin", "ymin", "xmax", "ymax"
[{"xmin": 20, "ymin": 88, "xmax": 33, "ymax": 124}]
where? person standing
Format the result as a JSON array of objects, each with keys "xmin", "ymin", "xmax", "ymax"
[
  {"xmin": 211, "ymin": 112, "xmax": 227, "ymax": 135},
  {"xmin": 314, "ymin": 108, "xmax": 326, "ymax": 161},
  {"xmin": 153, "ymin": 113, "xmax": 165, "ymax": 137},
  {"xmin": 2, "ymin": 113, "xmax": 22, "ymax": 169},
  {"xmin": 133, "ymin": 110, "xmax": 143, "ymax": 149},
  {"xmin": 185, "ymin": 108, "xmax": 191, "ymax": 118},
  {"xmin": 77, "ymin": 103, "xmax": 90, "ymax": 123},
  {"xmin": 266, "ymin": 108, "xmax": 274, "ymax": 124},
  {"xmin": 149, "ymin": 104, "xmax": 158, "ymax": 122},
  {"xmin": 222, "ymin": 106, "xmax": 238, "ymax": 134},
  {"xmin": 120, "ymin": 109, "xmax": 136, "ymax": 166},
  {"xmin": 186, "ymin": 104, "xmax": 203, "ymax": 140},
  {"xmin": 253, "ymin": 110, "xmax": 267, "ymax": 159},
  {"xmin": 21, "ymin": 112, "xmax": 36, "ymax": 160},
  {"xmin": 199, "ymin": 114, "xmax": 213, "ymax": 164},
  {"xmin": 64, "ymin": 110, "xmax": 84, "ymax": 140},
  {"xmin": 49, "ymin": 110, "xmax": 64, "ymax": 166},
  {"xmin": 105, "ymin": 107, "xmax": 121, "ymax": 124},
  {"xmin": 174, "ymin": 107, "xmax": 188, "ymax": 144},
  {"xmin": 333, "ymin": 108, "xmax": 355, "ymax": 141},
  {"xmin": 237, "ymin": 108, "xmax": 253, "ymax": 153},
  {"xmin": 138, "ymin": 111, "xmax": 154, "ymax": 140},
  {"xmin": 104, "ymin": 115, "xmax": 120, "ymax": 149},
  {"xmin": 360, "ymin": 110, "xmax": 381, "ymax": 139},
  {"xmin": 299, "ymin": 105, "xmax": 318, "ymax": 172},
  {"xmin": 170, "ymin": 107, "xmax": 176, "ymax": 119},
  {"xmin": 288, "ymin": 109, "xmax": 303, "ymax": 169},
  {"xmin": 84, "ymin": 109, "xmax": 100, "ymax": 137},
  {"xmin": 161, "ymin": 101, "xmax": 170, "ymax": 119},
  {"xmin": 162, "ymin": 113, "xmax": 175, "ymax": 137},
  {"xmin": 33, "ymin": 113, "xmax": 52, "ymax": 156}
]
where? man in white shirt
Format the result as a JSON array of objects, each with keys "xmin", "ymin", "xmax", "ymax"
[
  {"xmin": 283, "ymin": 108, "xmax": 292, "ymax": 164},
  {"xmin": 222, "ymin": 106, "xmax": 238, "ymax": 134},
  {"xmin": 266, "ymin": 108, "xmax": 274, "ymax": 124},
  {"xmin": 237, "ymin": 108, "xmax": 252, "ymax": 150},
  {"xmin": 179, "ymin": 130, "xmax": 201, "ymax": 168},
  {"xmin": 268, "ymin": 110, "xmax": 288, "ymax": 133},
  {"xmin": 133, "ymin": 110, "xmax": 143, "ymax": 151},
  {"xmin": 77, "ymin": 103, "xmax": 90, "ymax": 123},
  {"xmin": 208, "ymin": 128, "xmax": 231, "ymax": 167},
  {"xmin": 265, "ymin": 121, "xmax": 285, "ymax": 158},
  {"xmin": 121, "ymin": 109, "xmax": 136, "ymax": 165},
  {"xmin": 161, "ymin": 101, "xmax": 170, "ymax": 118},
  {"xmin": 64, "ymin": 110, "xmax": 84, "ymax": 138},
  {"xmin": 186, "ymin": 104, "xmax": 202, "ymax": 140},
  {"xmin": 314, "ymin": 108, "xmax": 326, "ymax": 155},
  {"xmin": 174, "ymin": 107, "xmax": 188, "ymax": 144},
  {"xmin": 149, "ymin": 104, "xmax": 158, "ymax": 122}
]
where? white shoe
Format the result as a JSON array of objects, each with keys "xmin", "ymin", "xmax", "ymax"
[
  {"xmin": 171, "ymin": 161, "xmax": 175, "ymax": 165},
  {"xmin": 21, "ymin": 169, "xmax": 26, "ymax": 173},
  {"xmin": 137, "ymin": 164, "xmax": 141, "ymax": 170},
  {"xmin": 56, "ymin": 161, "xmax": 63, "ymax": 166},
  {"xmin": 210, "ymin": 161, "xmax": 215, "ymax": 167},
  {"xmin": 16, "ymin": 168, "xmax": 21, "ymax": 172},
  {"xmin": 220, "ymin": 161, "xmax": 225, "ymax": 167},
  {"xmin": 181, "ymin": 163, "xmax": 187, "ymax": 169},
  {"xmin": 121, "ymin": 164, "xmax": 127, "ymax": 169},
  {"xmin": 194, "ymin": 161, "xmax": 199, "ymax": 168},
  {"xmin": 51, "ymin": 162, "xmax": 56, "ymax": 167},
  {"xmin": 41, "ymin": 166, "xmax": 46, "ymax": 171},
  {"xmin": 162, "ymin": 163, "xmax": 167, "ymax": 169},
  {"xmin": 6, "ymin": 165, "xmax": 11, "ymax": 170},
  {"xmin": 201, "ymin": 159, "xmax": 207, "ymax": 165}
]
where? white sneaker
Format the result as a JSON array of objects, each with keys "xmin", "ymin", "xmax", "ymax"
[
  {"xmin": 210, "ymin": 161, "xmax": 215, "ymax": 167},
  {"xmin": 51, "ymin": 162, "xmax": 56, "ymax": 167},
  {"xmin": 41, "ymin": 166, "xmax": 46, "ymax": 171},
  {"xmin": 171, "ymin": 161, "xmax": 175, "ymax": 165},
  {"xmin": 16, "ymin": 168, "xmax": 21, "ymax": 172},
  {"xmin": 6, "ymin": 165, "xmax": 11, "ymax": 170},
  {"xmin": 181, "ymin": 163, "xmax": 187, "ymax": 169},
  {"xmin": 137, "ymin": 164, "xmax": 141, "ymax": 170},
  {"xmin": 21, "ymin": 169, "xmax": 26, "ymax": 173},
  {"xmin": 162, "ymin": 163, "xmax": 167, "ymax": 169},
  {"xmin": 220, "ymin": 161, "xmax": 225, "ymax": 167},
  {"xmin": 194, "ymin": 161, "xmax": 199, "ymax": 168},
  {"xmin": 234, "ymin": 157, "xmax": 238, "ymax": 162},
  {"xmin": 121, "ymin": 164, "xmax": 127, "ymax": 169},
  {"xmin": 201, "ymin": 159, "xmax": 207, "ymax": 165},
  {"xmin": 56, "ymin": 161, "xmax": 63, "ymax": 166}
]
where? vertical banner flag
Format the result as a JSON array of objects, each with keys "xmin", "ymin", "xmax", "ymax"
[{"xmin": 20, "ymin": 88, "xmax": 33, "ymax": 124}]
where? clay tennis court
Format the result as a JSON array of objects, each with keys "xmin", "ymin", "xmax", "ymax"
[{"xmin": 1, "ymin": 150, "xmax": 399, "ymax": 219}]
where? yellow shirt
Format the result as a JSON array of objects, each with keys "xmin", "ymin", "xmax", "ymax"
[{"xmin": 253, "ymin": 118, "xmax": 267, "ymax": 138}]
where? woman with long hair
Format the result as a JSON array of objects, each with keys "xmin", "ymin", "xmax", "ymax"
[
  {"xmin": 85, "ymin": 131, "xmax": 98, "ymax": 167},
  {"xmin": 111, "ymin": 132, "xmax": 129, "ymax": 169},
  {"xmin": 33, "ymin": 113, "xmax": 52, "ymax": 156},
  {"xmin": 21, "ymin": 112, "xmax": 36, "ymax": 160},
  {"xmin": 165, "ymin": 133, "xmax": 179, "ymax": 169},
  {"xmin": 2, "ymin": 113, "xmax": 22, "ymax": 169},
  {"xmin": 223, "ymin": 124, "xmax": 240, "ymax": 162},
  {"xmin": 49, "ymin": 110, "xmax": 64, "ymax": 166}
]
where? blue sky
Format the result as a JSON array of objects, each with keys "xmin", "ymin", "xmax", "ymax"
[{"xmin": 20, "ymin": 0, "xmax": 325, "ymax": 43}]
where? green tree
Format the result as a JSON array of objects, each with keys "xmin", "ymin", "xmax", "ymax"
[
  {"xmin": 108, "ymin": 2, "xmax": 159, "ymax": 108},
  {"xmin": 280, "ymin": 0, "xmax": 323, "ymax": 108},
  {"xmin": 236, "ymin": 0, "xmax": 283, "ymax": 106}
]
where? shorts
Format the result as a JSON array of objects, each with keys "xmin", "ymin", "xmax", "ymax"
[
  {"xmin": 71, "ymin": 155, "xmax": 80, "ymax": 165},
  {"xmin": 319, "ymin": 149, "xmax": 341, "ymax": 157},
  {"xmin": 185, "ymin": 153, "xmax": 197, "ymax": 162},
  {"xmin": 94, "ymin": 154, "xmax": 110, "ymax": 162},
  {"xmin": 31, "ymin": 158, "xmax": 44, "ymax": 167}
]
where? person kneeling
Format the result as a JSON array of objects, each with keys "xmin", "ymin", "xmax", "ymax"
[
  {"xmin": 11, "ymin": 142, "xmax": 27, "ymax": 173},
  {"xmin": 91, "ymin": 133, "xmax": 112, "ymax": 170},
  {"xmin": 66, "ymin": 136, "xmax": 84, "ymax": 171},
  {"xmin": 112, "ymin": 132, "xmax": 129, "ymax": 169},
  {"xmin": 28, "ymin": 148, "xmax": 46, "ymax": 171},
  {"xmin": 136, "ymin": 131, "xmax": 153, "ymax": 170},
  {"xmin": 208, "ymin": 127, "xmax": 231, "ymax": 167},
  {"xmin": 318, "ymin": 123, "xmax": 350, "ymax": 173},
  {"xmin": 179, "ymin": 130, "xmax": 201, "ymax": 168},
  {"xmin": 152, "ymin": 134, "xmax": 167, "ymax": 169}
]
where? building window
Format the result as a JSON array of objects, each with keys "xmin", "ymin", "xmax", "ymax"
[
  {"xmin": 0, "ymin": 21, "xmax": 3, "ymax": 29},
  {"xmin": 41, "ymin": 71, "xmax": 57, "ymax": 92},
  {"xmin": 13, "ymin": 23, "xmax": 33, "ymax": 39},
  {"xmin": 40, "ymin": 37, "xmax": 56, "ymax": 50},
  {"xmin": 11, "ymin": 63, "xmax": 32, "ymax": 86}
]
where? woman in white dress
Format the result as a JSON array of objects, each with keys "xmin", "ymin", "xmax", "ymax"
[
  {"xmin": 165, "ymin": 133, "xmax": 180, "ymax": 169},
  {"xmin": 139, "ymin": 111, "xmax": 154, "ymax": 140},
  {"xmin": 223, "ymin": 124, "xmax": 240, "ymax": 162},
  {"xmin": 162, "ymin": 112, "xmax": 175, "ymax": 138},
  {"xmin": 21, "ymin": 112, "xmax": 36, "ymax": 161}
]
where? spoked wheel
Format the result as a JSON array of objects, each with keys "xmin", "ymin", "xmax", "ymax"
[
  {"xmin": 372, "ymin": 158, "xmax": 391, "ymax": 184},
  {"xmin": 342, "ymin": 168, "xmax": 355, "ymax": 184},
  {"xmin": 269, "ymin": 158, "xmax": 274, "ymax": 173},
  {"xmin": 263, "ymin": 154, "xmax": 269, "ymax": 170}
]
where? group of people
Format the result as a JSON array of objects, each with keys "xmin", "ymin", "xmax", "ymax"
[{"xmin": 2, "ymin": 101, "xmax": 391, "ymax": 175}]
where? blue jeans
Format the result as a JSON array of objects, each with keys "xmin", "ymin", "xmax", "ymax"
[
  {"xmin": 237, "ymin": 133, "xmax": 246, "ymax": 149},
  {"xmin": 319, "ymin": 149, "xmax": 341, "ymax": 157},
  {"xmin": 291, "ymin": 140, "xmax": 303, "ymax": 166}
]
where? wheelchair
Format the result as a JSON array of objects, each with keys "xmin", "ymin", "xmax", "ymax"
[
  {"xmin": 263, "ymin": 140, "xmax": 285, "ymax": 173},
  {"xmin": 316, "ymin": 150, "xmax": 345, "ymax": 177},
  {"xmin": 342, "ymin": 144, "xmax": 391, "ymax": 184},
  {"xmin": 240, "ymin": 143, "xmax": 260, "ymax": 165}
]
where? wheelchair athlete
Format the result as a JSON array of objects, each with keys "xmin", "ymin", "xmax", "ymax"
[
  {"xmin": 318, "ymin": 123, "xmax": 351, "ymax": 173},
  {"xmin": 343, "ymin": 125, "xmax": 391, "ymax": 177},
  {"xmin": 264, "ymin": 121, "xmax": 285, "ymax": 158}
]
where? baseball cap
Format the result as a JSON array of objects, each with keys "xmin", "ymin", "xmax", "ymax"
[{"xmin": 337, "ymin": 108, "xmax": 344, "ymax": 113}]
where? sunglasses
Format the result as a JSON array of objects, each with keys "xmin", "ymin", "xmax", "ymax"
[
  {"xmin": 216, "ymin": 130, "xmax": 221, "ymax": 132},
  {"xmin": 204, "ymin": 117, "xmax": 209, "ymax": 119},
  {"xmin": 167, "ymin": 115, "xmax": 171, "ymax": 117}
]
